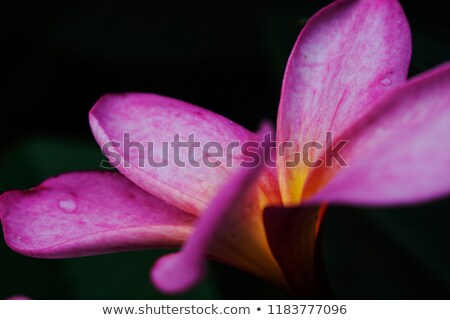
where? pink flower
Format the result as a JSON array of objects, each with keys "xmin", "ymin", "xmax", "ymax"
[{"xmin": 1, "ymin": 0, "xmax": 449, "ymax": 297}]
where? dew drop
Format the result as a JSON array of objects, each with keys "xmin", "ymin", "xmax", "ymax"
[
  {"xmin": 59, "ymin": 199, "xmax": 77, "ymax": 213},
  {"xmin": 396, "ymin": 19, "xmax": 401, "ymax": 25},
  {"xmin": 380, "ymin": 78, "xmax": 392, "ymax": 86}
]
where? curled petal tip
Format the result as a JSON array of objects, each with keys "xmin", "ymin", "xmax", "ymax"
[
  {"xmin": 150, "ymin": 120, "xmax": 273, "ymax": 295},
  {"xmin": 257, "ymin": 120, "xmax": 274, "ymax": 137},
  {"xmin": 151, "ymin": 253, "xmax": 206, "ymax": 294}
]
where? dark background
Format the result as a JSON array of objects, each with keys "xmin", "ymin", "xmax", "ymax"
[{"xmin": 0, "ymin": 0, "xmax": 449, "ymax": 299}]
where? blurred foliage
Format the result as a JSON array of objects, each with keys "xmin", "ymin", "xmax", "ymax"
[
  {"xmin": 0, "ymin": 0, "xmax": 449, "ymax": 299},
  {"xmin": 324, "ymin": 203, "xmax": 450, "ymax": 299}
]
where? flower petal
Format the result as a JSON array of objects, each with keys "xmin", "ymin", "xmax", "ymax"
[
  {"xmin": 151, "ymin": 123, "xmax": 287, "ymax": 294},
  {"xmin": 89, "ymin": 93, "xmax": 255, "ymax": 215},
  {"xmin": 263, "ymin": 205, "xmax": 330, "ymax": 297},
  {"xmin": 276, "ymin": 0, "xmax": 412, "ymax": 204},
  {"xmin": 0, "ymin": 171, "xmax": 195, "ymax": 258},
  {"xmin": 7, "ymin": 296, "xmax": 30, "ymax": 300},
  {"xmin": 305, "ymin": 63, "xmax": 450, "ymax": 205}
]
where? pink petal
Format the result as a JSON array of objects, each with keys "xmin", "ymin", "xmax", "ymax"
[
  {"xmin": 305, "ymin": 63, "xmax": 450, "ymax": 205},
  {"xmin": 89, "ymin": 93, "xmax": 255, "ymax": 215},
  {"xmin": 276, "ymin": 0, "xmax": 412, "ymax": 204},
  {"xmin": 151, "ymin": 123, "xmax": 287, "ymax": 294},
  {"xmin": 7, "ymin": 296, "xmax": 30, "ymax": 300},
  {"xmin": 0, "ymin": 171, "xmax": 195, "ymax": 258}
]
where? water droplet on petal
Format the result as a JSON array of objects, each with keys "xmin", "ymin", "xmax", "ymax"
[
  {"xmin": 396, "ymin": 19, "xmax": 402, "ymax": 25},
  {"xmin": 59, "ymin": 199, "xmax": 77, "ymax": 213},
  {"xmin": 380, "ymin": 78, "xmax": 392, "ymax": 86}
]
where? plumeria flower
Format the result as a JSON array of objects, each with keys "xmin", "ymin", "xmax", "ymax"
[{"xmin": 1, "ymin": 0, "xmax": 450, "ymax": 298}]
